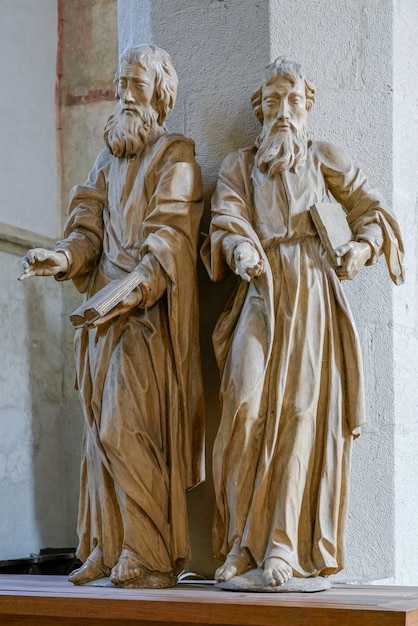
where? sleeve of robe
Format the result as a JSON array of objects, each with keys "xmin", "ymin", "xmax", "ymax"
[
  {"xmin": 202, "ymin": 148, "xmax": 265, "ymax": 282},
  {"xmin": 138, "ymin": 138, "xmax": 203, "ymax": 306},
  {"xmin": 201, "ymin": 148, "xmax": 275, "ymax": 378},
  {"xmin": 53, "ymin": 149, "xmax": 108, "ymax": 292},
  {"xmin": 318, "ymin": 141, "xmax": 405, "ymax": 285}
]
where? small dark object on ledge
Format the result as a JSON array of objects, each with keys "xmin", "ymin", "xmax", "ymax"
[{"xmin": 0, "ymin": 548, "xmax": 81, "ymax": 576}]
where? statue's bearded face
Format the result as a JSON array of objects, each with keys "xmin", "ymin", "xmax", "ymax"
[
  {"xmin": 104, "ymin": 63, "xmax": 159, "ymax": 159},
  {"xmin": 255, "ymin": 75, "xmax": 309, "ymax": 176}
]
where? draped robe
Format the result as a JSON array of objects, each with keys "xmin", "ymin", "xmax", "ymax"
[
  {"xmin": 56, "ymin": 132, "xmax": 205, "ymax": 576},
  {"xmin": 203, "ymin": 140, "xmax": 404, "ymax": 577}
]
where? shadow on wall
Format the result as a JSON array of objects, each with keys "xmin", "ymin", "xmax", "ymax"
[{"xmin": 186, "ymin": 206, "xmax": 240, "ymax": 579}]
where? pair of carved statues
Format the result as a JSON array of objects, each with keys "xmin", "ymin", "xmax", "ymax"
[{"xmin": 19, "ymin": 45, "xmax": 404, "ymax": 590}]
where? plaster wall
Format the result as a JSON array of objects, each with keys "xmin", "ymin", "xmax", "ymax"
[
  {"xmin": 117, "ymin": 0, "xmax": 418, "ymax": 583},
  {"xmin": 0, "ymin": 0, "xmax": 59, "ymax": 238},
  {"xmin": 0, "ymin": 0, "xmax": 67, "ymax": 561},
  {"xmin": 393, "ymin": 0, "xmax": 418, "ymax": 585},
  {"xmin": 0, "ymin": 247, "xmax": 68, "ymax": 560}
]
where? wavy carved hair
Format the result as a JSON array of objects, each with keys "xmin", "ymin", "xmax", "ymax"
[
  {"xmin": 115, "ymin": 44, "xmax": 178, "ymax": 126},
  {"xmin": 251, "ymin": 57, "xmax": 316, "ymax": 125}
]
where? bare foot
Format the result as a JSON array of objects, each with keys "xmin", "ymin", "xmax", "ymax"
[
  {"xmin": 69, "ymin": 559, "xmax": 110, "ymax": 585},
  {"xmin": 122, "ymin": 570, "xmax": 177, "ymax": 589},
  {"xmin": 110, "ymin": 552, "xmax": 144, "ymax": 586},
  {"xmin": 215, "ymin": 551, "xmax": 255, "ymax": 582},
  {"xmin": 263, "ymin": 557, "xmax": 293, "ymax": 587}
]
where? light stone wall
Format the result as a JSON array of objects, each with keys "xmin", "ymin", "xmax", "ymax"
[
  {"xmin": 393, "ymin": 0, "xmax": 418, "ymax": 586},
  {"xmin": 117, "ymin": 0, "xmax": 418, "ymax": 583},
  {"xmin": 0, "ymin": 0, "xmax": 59, "ymax": 238},
  {"xmin": 0, "ymin": 0, "xmax": 65, "ymax": 561},
  {"xmin": 0, "ymin": 245, "xmax": 68, "ymax": 560}
]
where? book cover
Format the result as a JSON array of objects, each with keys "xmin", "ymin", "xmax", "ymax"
[
  {"xmin": 310, "ymin": 202, "xmax": 352, "ymax": 266},
  {"xmin": 70, "ymin": 270, "xmax": 144, "ymax": 328}
]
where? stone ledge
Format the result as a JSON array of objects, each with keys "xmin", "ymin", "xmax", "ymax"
[{"xmin": 0, "ymin": 222, "xmax": 56, "ymax": 256}]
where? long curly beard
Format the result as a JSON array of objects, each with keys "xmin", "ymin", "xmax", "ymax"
[
  {"xmin": 104, "ymin": 104, "xmax": 159, "ymax": 159},
  {"xmin": 255, "ymin": 121, "xmax": 308, "ymax": 176}
]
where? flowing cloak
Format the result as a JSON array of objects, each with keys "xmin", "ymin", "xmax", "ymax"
[
  {"xmin": 55, "ymin": 133, "xmax": 205, "ymax": 574},
  {"xmin": 202, "ymin": 140, "xmax": 404, "ymax": 577}
]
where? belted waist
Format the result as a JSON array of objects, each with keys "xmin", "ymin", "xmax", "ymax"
[{"xmin": 261, "ymin": 233, "xmax": 319, "ymax": 251}]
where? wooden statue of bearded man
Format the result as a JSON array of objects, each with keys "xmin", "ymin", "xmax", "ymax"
[
  {"xmin": 203, "ymin": 56, "xmax": 404, "ymax": 590},
  {"xmin": 20, "ymin": 44, "xmax": 205, "ymax": 589}
]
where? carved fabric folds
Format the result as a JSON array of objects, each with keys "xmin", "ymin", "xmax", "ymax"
[
  {"xmin": 56, "ymin": 134, "xmax": 205, "ymax": 574},
  {"xmin": 202, "ymin": 141, "xmax": 404, "ymax": 577}
]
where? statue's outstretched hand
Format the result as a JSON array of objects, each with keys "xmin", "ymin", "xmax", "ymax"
[
  {"xmin": 18, "ymin": 248, "xmax": 69, "ymax": 281},
  {"xmin": 233, "ymin": 241, "xmax": 265, "ymax": 282},
  {"xmin": 334, "ymin": 241, "xmax": 371, "ymax": 281}
]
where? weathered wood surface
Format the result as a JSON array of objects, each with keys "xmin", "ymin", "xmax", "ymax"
[{"xmin": 0, "ymin": 575, "xmax": 418, "ymax": 626}]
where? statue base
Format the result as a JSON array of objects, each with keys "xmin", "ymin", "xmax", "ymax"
[{"xmin": 215, "ymin": 568, "xmax": 331, "ymax": 593}]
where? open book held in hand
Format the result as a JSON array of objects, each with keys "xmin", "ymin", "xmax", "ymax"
[
  {"xmin": 310, "ymin": 202, "xmax": 352, "ymax": 267},
  {"xmin": 70, "ymin": 269, "xmax": 144, "ymax": 328}
]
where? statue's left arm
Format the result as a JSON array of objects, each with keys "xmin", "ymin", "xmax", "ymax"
[
  {"xmin": 138, "ymin": 136, "xmax": 205, "ymax": 488},
  {"xmin": 138, "ymin": 137, "xmax": 203, "ymax": 296},
  {"xmin": 319, "ymin": 141, "xmax": 404, "ymax": 285}
]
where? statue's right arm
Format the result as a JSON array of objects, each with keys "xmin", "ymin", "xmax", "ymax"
[
  {"xmin": 222, "ymin": 237, "xmax": 264, "ymax": 282},
  {"xmin": 54, "ymin": 151, "xmax": 108, "ymax": 289},
  {"xmin": 207, "ymin": 149, "xmax": 260, "ymax": 281}
]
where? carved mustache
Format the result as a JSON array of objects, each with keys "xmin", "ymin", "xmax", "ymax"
[
  {"xmin": 119, "ymin": 104, "xmax": 143, "ymax": 115},
  {"xmin": 268, "ymin": 119, "xmax": 299, "ymax": 134}
]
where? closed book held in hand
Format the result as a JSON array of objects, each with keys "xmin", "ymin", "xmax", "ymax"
[{"xmin": 310, "ymin": 202, "xmax": 352, "ymax": 266}]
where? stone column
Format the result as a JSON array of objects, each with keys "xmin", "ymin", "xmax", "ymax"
[{"xmin": 117, "ymin": 0, "xmax": 418, "ymax": 583}]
